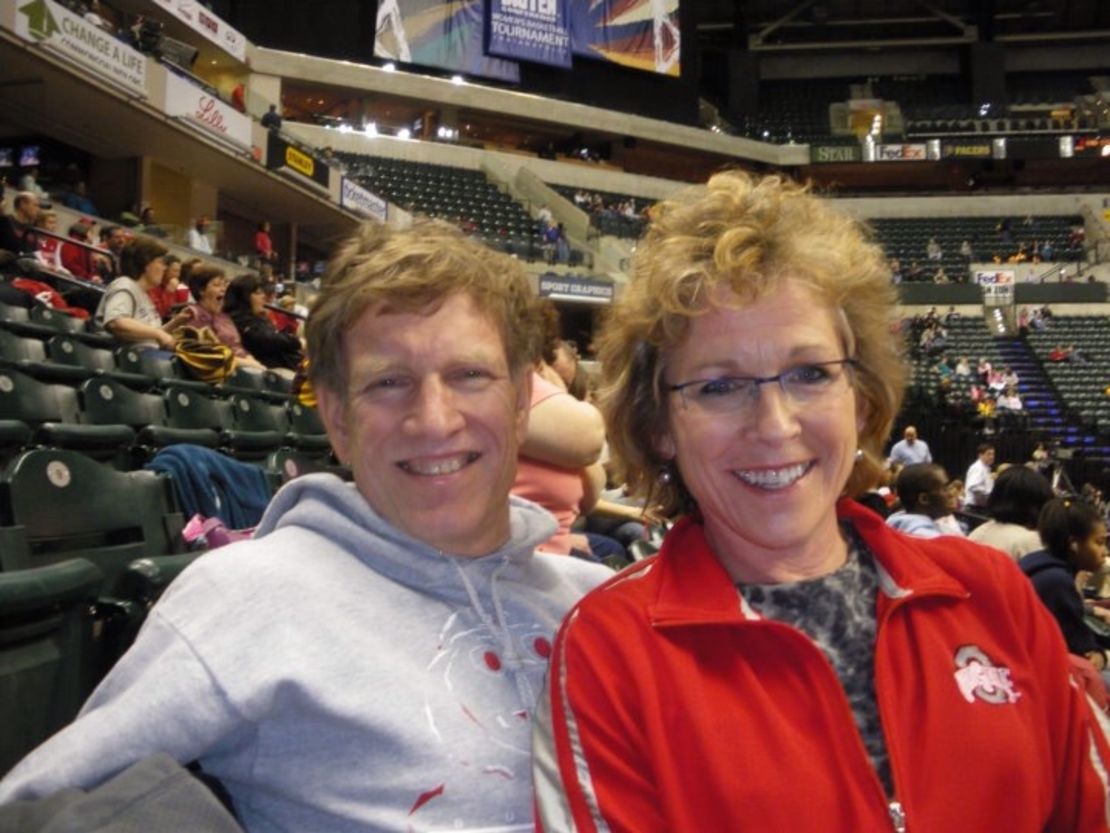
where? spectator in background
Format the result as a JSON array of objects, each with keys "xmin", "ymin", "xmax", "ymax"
[
  {"xmin": 94, "ymin": 236, "xmax": 188, "ymax": 351},
  {"xmin": 886, "ymin": 463, "xmax": 961, "ymax": 538},
  {"xmin": 959, "ymin": 239, "xmax": 973, "ymax": 260},
  {"xmin": 97, "ymin": 225, "xmax": 127, "ymax": 280},
  {"xmin": 146, "ymin": 254, "xmax": 189, "ymax": 320},
  {"xmin": 254, "ymin": 220, "xmax": 276, "ymax": 265},
  {"xmin": 224, "ymin": 273, "xmax": 303, "ymax": 372},
  {"xmin": 926, "ymin": 236, "xmax": 943, "ymax": 261},
  {"xmin": 969, "ymin": 466, "xmax": 1053, "ymax": 561},
  {"xmin": 996, "ymin": 386, "xmax": 1023, "ymax": 412},
  {"xmin": 187, "ymin": 216, "xmax": 213, "ymax": 255},
  {"xmin": 0, "ymin": 191, "xmax": 41, "ymax": 255},
  {"xmin": 963, "ymin": 443, "xmax": 996, "ymax": 510},
  {"xmin": 888, "ymin": 424, "xmax": 932, "ymax": 467},
  {"xmin": 139, "ymin": 206, "xmax": 167, "ymax": 238},
  {"xmin": 59, "ymin": 219, "xmax": 102, "ymax": 282},
  {"xmin": 1021, "ymin": 498, "xmax": 1109, "ymax": 671},
  {"xmin": 17, "ymin": 167, "xmax": 47, "ymax": 201},
  {"xmin": 33, "ymin": 210, "xmax": 63, "ymax": 271},
  {"xmin": 954, "ymin": 355, "xmax": 971, "ymax": 376},
  {"xmin": 260, "ymin": 105, "xmax": 282, "ymax": 131},
  {"xmin": 59, "ymin": 181, "xmax": 98, "ymax": 216},
  {"xmin": 183, "ymin": 264, "xmax": 264, "ymax": 370}
]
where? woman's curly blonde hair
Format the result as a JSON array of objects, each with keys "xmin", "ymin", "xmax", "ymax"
[{"xmin": 597, "ymin": 170, "xmax": 907, "ymax": 517}]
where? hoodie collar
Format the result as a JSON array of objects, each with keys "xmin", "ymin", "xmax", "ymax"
[
  {"xmin": 650, "ymin": 498, "xmax": 968, "ymax": 627},
  {"xmin": 253, "ymin": 473, "xmax": 558, "ymax": 595}
]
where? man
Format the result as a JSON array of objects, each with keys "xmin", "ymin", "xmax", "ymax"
[
  {"xmin": 888, "ymin": 425, "xmax": 932, "ymax": 467},
  {"xmin": 96, "ymin": 224, "xmax": 127, "ymax": 280},
  {"xmin": 0, "ymin": 191, "xmax": 41, "ymax": 255},
  {"xmin": 963, "ymin": 442, "xmax": 996, "ymax": 510},
  {"xmin": 0, "ymin": 221, "xmax": 610, "ymax": 831},
  {"xmin": 187, "ymin": 216, "xmax": 213, "ymax": 254},
  {"xmin": 886, "ymin": 464, "xmax": 959, "ymax": 539},
  {"xmin": 260, "ymin": 104, "xmax": 282, "ymax": 131}
]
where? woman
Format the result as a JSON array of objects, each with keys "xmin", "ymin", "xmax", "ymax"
[
  {"xmin": 146, "ymin": 254, "xmax": 189, "ymax": 320},
  {"xmin": 533, "ymin": 171, "xmax": 1110, "ymax": 832},
  {"xmin": 94, "ymin": 236, "xmax": 188, "ymax": 351},
  {"xmin": 254, "ymin": 220, "xmax": 275, "ymax": 265},
  {"xmin": 183, "ymin": 265, "xmax": 264, "ymax": 370},
  {"xmin": 223, "ymin": 273, "xmax": 303, "ymax": 371},
  {"xmin": 969, "ymin": 465, "xmax": 1053, "ymax": 560},
  {"xmin": 1021, "ymin": 498, "xmax": 1109, "ymax": 670}
]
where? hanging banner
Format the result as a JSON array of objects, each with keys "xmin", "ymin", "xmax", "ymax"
[
  {"xmin": 163, "ymin": 71, "xmax": 251, "ymax": 150},
  {"xmin": 150, "ymin": 0, "xmax": 247, "ymax": 63},
  {"xmin": 13, "ymin": 0, "xmax": 147, "ymax": 97},
  {"xmin": 341, "ymin": 178, "xmax": 388, "ymax": 221},
  {"xmin": 373, "ymin": 0, "xmax": 520, "ymax": 83},
  {"xmin": 569, "ymin": 0, "xmax": 680, "ymax": 77},
  {"xmin": 486, "ymin": 0, "xmax": 571, "ymax": 68}
]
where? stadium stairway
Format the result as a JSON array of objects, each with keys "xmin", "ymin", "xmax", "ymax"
[{"xmin": 993, "ymin": 335, "xmax": 1102, "ymax": 458}]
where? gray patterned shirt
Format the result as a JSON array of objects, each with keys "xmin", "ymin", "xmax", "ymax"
[{"xmin": 738, "ymin": 531, "xmax": 893, "ymax": 795}]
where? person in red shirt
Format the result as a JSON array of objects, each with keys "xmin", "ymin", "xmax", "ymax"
[{"xmin": 254, "ymin": 220, "xmax": 276, "ymax": 266}]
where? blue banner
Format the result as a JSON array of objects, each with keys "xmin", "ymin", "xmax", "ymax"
[{"xmin": 486, "ymin": 0, "xmax": 572, "ymax": 68}]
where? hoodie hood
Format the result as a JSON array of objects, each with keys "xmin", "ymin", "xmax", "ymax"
[{"xmin": 254, "ymin": 472, "xmax": 560, "ymax": 603}]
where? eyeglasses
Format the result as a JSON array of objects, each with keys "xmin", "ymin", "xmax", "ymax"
[{"xmin": 667, "ymin": 358, "xmax": 858, "ymax": 417}]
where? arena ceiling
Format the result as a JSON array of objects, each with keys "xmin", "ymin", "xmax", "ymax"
[{"xmin": 695, "ymin": 1, "xmax": 1110, "ymax": 50}]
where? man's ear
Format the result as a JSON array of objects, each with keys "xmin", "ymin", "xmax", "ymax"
[{"xmin": 314, "ymin": 384, "xmax": 350, "ymax": 466}]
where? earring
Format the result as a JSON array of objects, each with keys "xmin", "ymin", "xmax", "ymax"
[
  {"xmin": 855, "ymin": 448, "xmax": 864, "ymax": 461},
  {"xmin": 657, "ymin": 465, "xmax": 673, "ymax": 485}
]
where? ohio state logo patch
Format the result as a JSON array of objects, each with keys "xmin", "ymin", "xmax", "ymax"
[{"xmin": 953, "ymin": 645, "xmax": 1022, "ymax": 705}]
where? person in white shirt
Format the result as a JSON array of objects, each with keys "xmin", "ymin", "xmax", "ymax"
[
  {"xmin": 963, "ymin": 443, "xmax": 996, "ymax": 510},
  {"xmin": 888, "ymin": 425, "xmax": 932, "ymax": 467},
  {"xmin": 187, "ymin": 217, "xmax": 213, "ymax": 255}
]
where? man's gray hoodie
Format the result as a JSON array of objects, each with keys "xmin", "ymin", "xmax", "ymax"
[{"xmin": 0, "ymin": 474, "xmax": 611, "ymax": 832}]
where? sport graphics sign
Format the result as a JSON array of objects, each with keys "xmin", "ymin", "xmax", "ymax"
[
  {"xmin": 538, "ymin": 274, "xmax": 613, "ymax": 304},
  {"xmin": 486, "ymin": 0, "xmax": 571, "ymax": 68},
  {"xmin": 150, "ymin": 0, "xmax": 247, "ymax": 63},
  {"xmin": 163, "ymin": 71, "xmax": 251, "ymax": 151},
  {"xmin": 340, "ymin": 178, "xmax": 388, "ymax": 221},
  {"xmin": 15, "ymin": 0, "xmax": 146, "ymax": 97}
]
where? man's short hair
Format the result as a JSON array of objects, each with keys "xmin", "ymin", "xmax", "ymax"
[
  {"xmin": 977, "ymin": 442, "xmax": 995, "ymax": 456},
  {"xmin": 306, "ymin": 220, "xmax": 542, "ymax": 397},
  {"xmin": 894, "ymin": 463, "xmax": 947, "ymax": 512},
  {"xmin": 12, "ymin": 192, "xmax": 37, "ymax": 213}
]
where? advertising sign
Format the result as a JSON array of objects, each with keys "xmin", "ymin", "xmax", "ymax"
[
  {"xmin": 341, "ymin": 178, "xmax": 388, "ymax": 221},
  {"xmin": 570, "ymin": 0, "xmax": 680, "ymax": 76},
  {"xmin": 164, "ymin": 71, "xmax": 251, "ymax": 150},
  {"xmin": 538, "ymin": 275, "xmax": 614, "ymax": 304},
  {"xmin": 942, "ymin": 142, "xmax": 992, "ymax": 159},
  {"xmin": 14, "ymin": 0, "xmax": 146, "ymax": 97},
  {"xmin": 266, "ymin": 133, "xmax": 330, "ymax": 191},
  {"xmin": 876, "ymin": 143, "xmax": 927, "ymax": 161},
  {"xmin": 975, "ymin": 270, "xmax": 1015, "ymax": 304},
  {"xmin": 486, "ymin": 0, "xmax": 571, "ymax": 68},
  {"xmin": 150, "ymin": 0, "xmax": 247, "ymax": 62},
  {"xmin": 809, "ymin": 144, "xmax": 861, "ymax": 163}
]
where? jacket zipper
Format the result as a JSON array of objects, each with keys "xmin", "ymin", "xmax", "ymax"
[
  {"xmin": 875, "ymin": 591, "xmax": 914, "ymax": 833},
  {"xmin": 888, "ymin": 800, "xmax": 906, "ymax": 832}
]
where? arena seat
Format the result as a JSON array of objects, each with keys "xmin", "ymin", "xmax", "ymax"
[{"xmin": 0, "ymin": 557, "xmax": 103, "ymax": 775}]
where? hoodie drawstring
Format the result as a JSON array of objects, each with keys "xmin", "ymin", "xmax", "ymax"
[{"xmin": 453, "ymin": 557, "xmax": 535, "ymax": 709}]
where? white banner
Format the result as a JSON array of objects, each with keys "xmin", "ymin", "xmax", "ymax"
[
  {"xmin": 163, "ymin": 70, "xmax": 252, "ymax": 150},
  {"xmin": 150, "ymin": 0, "xmax": 247, "ymax": 63},
  {"xmin": 13, "ymin": 0, "xmax": 146, "ymax": 97},
  {"xmin": 341, "ymin": 178, "xmax": 388, "ymax": 222}
]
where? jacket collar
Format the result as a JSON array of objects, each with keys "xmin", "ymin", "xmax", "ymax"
[{"xmin": 649, "ymin": 498, "xmax": 968, "ymax": 627}]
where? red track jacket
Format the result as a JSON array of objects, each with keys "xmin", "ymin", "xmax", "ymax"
[{"xmin": 534, "ymin": 499, "xmax": 1110, "ymax": 832}]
